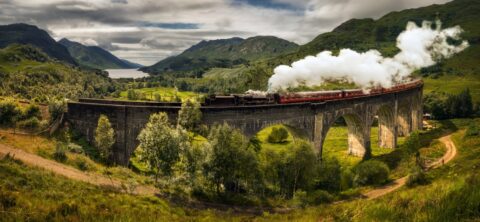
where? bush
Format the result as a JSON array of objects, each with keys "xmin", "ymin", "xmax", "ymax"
[
  {"xmin": 353, "ymin": 160, "xmax": 390, "ymax": 186},
  {"xmin": 292, "ymin": 190, "xmax": 308, "ymax": 208},
  {"xmin": 0, "ymin": 100, "xmax": 21, "ymax": 126},
  {"xmin": 75, "ymin": 158, "xmax": 90, "ymax": 171},
  {"xmin": 465, "ymin": 122, "xmax": 479, "ymax": 137},
  {"xmin": 48, "ymin": 100, "xmax": 66, "ymax": 122},
  {"xmin": 127, "ymin": 89, "xmax": 137, "ymax": 100},
  {"xmin": 56, "ymin": 202, "xmax": 79, "ymax": 217},
  {"xmin": 53, "ymin": 143, "xmax": 68, "ymax": 162},
  {"xmin": 406, "ymin": 166, "xmax": 429, "ymax": 187},
  {"xmin": 267, "ymin": 127, "xmax": 289, "ymax": 143},
  {"xmin": 307, "ymin": 190, "xmax": 334, "ymax": 205},
  {"xmin": 154, "ymin": 93, "xmax": 162, "ymax": 102},
  {"xmin": 314, "ymin": 158, "xmax": 342, "ymax": 192},
  {"xmin": 16, "ymin": 117, "xmax": 40, "ymax": 130},
  {"xmin": 22, "ymin": 104, "xmax": 41, "ymax": 119},
  {"xmin": 67, "ymin": 143, "xmax": 84, "ymax": 154},
  {"xmin": 0, "ymin": 190, "xmax": 17, "ymax": 209}
]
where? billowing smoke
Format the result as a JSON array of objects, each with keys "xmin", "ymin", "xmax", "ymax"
[{"xmin": 267, "ymin": 20, "xmax": 469, "ymax": 92}]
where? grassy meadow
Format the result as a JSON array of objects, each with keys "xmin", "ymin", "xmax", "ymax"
[
  {"xmin": 118, "ymin": 87, "xmax": 202, "ymax": 102},
  {"xmin": 254, "ymin": 118, "xmax": 480, "ymax": 221}
]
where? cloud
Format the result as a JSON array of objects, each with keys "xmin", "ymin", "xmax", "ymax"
[{"xmin": 1, "ymin": 0, "xmax": 452, "ymax": 65}]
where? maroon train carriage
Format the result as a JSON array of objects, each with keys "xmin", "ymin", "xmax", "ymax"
[
  {"xmin": 204, "ymin": 79, "xmax": 423, "ymax": 106},
  {"xmin": 279, "ymin": 90, "xmax": 343, "ymax": 103}
]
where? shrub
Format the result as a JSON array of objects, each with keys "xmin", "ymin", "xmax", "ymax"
[
  {"xmin": 154, "ymin": 93, "xmax": 162, "ymax": 102},
  {"xmin": 0, "ymin": 100, "xmax": 21, "ymax": 126},
  {"xmin": 314, "ymin": 158, "xmax": 342, "ymax": 192},
  {"xmin": 0, "ymin": 190, "xmax": 17, "ymax": 209},
  {"xmin": 16, "ymin": 117, "xmax": 40, "ymax": 130},
  {"xmin": 406, "ymin": 166, "xmax": 429, "ymax": 187},
  {"xmin": 56, "ymin": 202, "xmax": 79, "ymax": 217},
  {"xmin": 308, "ymin": 190, "xmax": 334, "ymax": 205},
  {"xmin": 127, "ymin": 89, "xmax": 139, "ymax": 100},
  {"xmin": 267, "ymin": 127, "xmax": 289, "ymax": 143},
  {"xmin": 53, "ymin": 143, "xmax": 68, "ymax": 162},
  {"xmin": 403, "ymin": 131, "xmax": 421, "ymax": 154},
  {"xmin": 353, "ymin": 160, "xmax": 390, "ymax": 186},
  {"xmin": 75, "ymin": 158, "xmax": 90, "ymax": 171},
  {"xmin": 48, "ymin": 100, "xmax": 66, "ymax": 122},
  {"xmin": 22, "ymin": 104, "xmax": 41, "ymax": 119},
  {"xmin": 465, "ymin": 122, "xmax": 479, "ymax": 137},
  {"xmin": 67, "ymin": 143, "xmax": 84, "ymax": 154},
  {"xmin": 292, "ymin": 190, "xmax": 308, "ymax": 208}
]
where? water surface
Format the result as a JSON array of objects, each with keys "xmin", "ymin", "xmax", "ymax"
[{"xmin": 106, "ymin": 69, "xmax": 149, "ymax": 79}]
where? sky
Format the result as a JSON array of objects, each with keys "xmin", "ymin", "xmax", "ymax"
[{"xmin": 0, "ymin": 0, "xmax": 452, "ymax": 66}]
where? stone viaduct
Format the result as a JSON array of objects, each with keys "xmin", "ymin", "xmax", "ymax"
[{"xmin": 66, "ymin": 84, "xmax": 423, "ymax": 166}]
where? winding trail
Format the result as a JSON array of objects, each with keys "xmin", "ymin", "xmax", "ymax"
[
  {"xmin": 363, "ymin": 134, "xmax": 457, "ymax": 200},
  {"xmin": 0, "ymin": 143, "xmax": 157, "ymax": 196},
  {"xmin": 0, "ymin": 134, "xmax": 457, "ymax": 206}
]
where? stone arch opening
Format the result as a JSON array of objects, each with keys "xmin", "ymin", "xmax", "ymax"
[{"xmin": 321, "ymin": 113, "xmax": 370, "ymax": 162}]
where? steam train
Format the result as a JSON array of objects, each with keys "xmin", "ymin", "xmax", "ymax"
[{"xmin": 203, "ymin": 79, "xmax": 423, "ymax": 106}]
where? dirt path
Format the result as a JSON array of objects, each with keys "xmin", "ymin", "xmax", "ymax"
[
  {"xmin": 0, "ymin": 143, "xmax": 157, "ymax": 196},
  {"xmin": 363, "ymin": 134, "xmax": 457, "ymax": 200}
]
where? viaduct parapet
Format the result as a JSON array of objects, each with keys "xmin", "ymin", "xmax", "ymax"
[{"xmin": 67, "ymin": 85, "xmax": 423, "ymax": 166}]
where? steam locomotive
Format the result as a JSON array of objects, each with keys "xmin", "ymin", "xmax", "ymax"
[{"xmin": 203, "ymin": 79, "xmax": 423, "ymax": 106}]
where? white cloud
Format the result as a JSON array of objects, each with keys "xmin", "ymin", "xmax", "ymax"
[{"xmin": 2, "ymin": 0, "xmax": 452, "ymax": 65}]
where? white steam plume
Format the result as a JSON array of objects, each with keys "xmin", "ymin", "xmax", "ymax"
[{"xmin": 268, "ymin": 20, "xmax": 469, "ymax": 92}]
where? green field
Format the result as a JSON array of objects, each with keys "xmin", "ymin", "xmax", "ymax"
[
  {"xmin": 423, "ymin": 74, "xmax": 480, "ymax": 103},
  {"xmin": 256, "ymin": 125, "xmax": 406, "ymax": 169},
  {"xmin": 119, "ymin": 87, "xmax": 202, "ymax": 102}
]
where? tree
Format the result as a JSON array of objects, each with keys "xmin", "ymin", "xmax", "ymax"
[
  {"xmin": 267, "ymin": 127, "xmax": 289, "ymax": 143},
  {"xmin": 177, "ymin": 99, "xmax": 202, "ymax": 132},
  {"xmin": 203, "ymin": 123, "xmax": 261, "ymax": 194},
  {"xmin": 127, "ymin": 89, "xmax": 137, "ymax": 100},
  {"xmin": 48, "ymin": 99, "xmax": 66, "ymax": 122},
  {"xmin": 94, "ymin": 115, "xmax": 115, "ymax": 162},
  {"xmin": 458, "ymin": 88, "xmax": 473, "ymax": 117},
  {"xmin": 286, "ymin": 141, "xmax": 317, "ymax": 197},
  {"xmin": 314, "ymin": 158, "xmax": 342, "ymax": 192},
  {"xmin": 137, "ymin": 112, "xmax": 189, "ymax": 180},
  {"xmin": 353, "ymin": 160, "xmax": 390, "ymax": 186}
]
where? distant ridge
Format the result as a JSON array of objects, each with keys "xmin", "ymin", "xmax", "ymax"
[
  {"xmin": 0, "ymin": 23, "xmax": 76, "ymax": 65},
  {"xmin": 59, "ymin": 38, "xmax": 141, "ymax": 70},
  {"xmin": 141, "ymin": 36, "xmax": 298, "ymax": 74}
]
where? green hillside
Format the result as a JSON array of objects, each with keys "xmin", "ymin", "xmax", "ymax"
[
  {"xmin": 59, "ymin": 38, "xmax": 141, "ymax": 70},
  {"xmin": 140, "ymin": 36, "xmax": 298, "ymax": 75},
  {"xmin": 0, "ymin": 44, "xmax": 114, "ymax": 102},
  {"xmin": 170, "ymin": 0, "xmax": 479, "ymax": 101},
  {"xmin": 0, "ymin": 24, "xmax": 77, "ymax": 65}
]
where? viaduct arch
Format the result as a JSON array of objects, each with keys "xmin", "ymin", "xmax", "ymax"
[{"xmin": 66, "ymin": 85, "xmax": 423, "ymax": 166}]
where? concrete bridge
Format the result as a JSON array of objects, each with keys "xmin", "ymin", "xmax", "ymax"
[{"xmin": 66, "ymin": 85, "xmax": 423, "ymax": 166}]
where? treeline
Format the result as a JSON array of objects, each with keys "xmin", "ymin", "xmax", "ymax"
[
  {"xmin": 0, "ymin": 99, "xmax": 64, "ymax": 130},
  {"xmin": 0, "ymin": 44, "xmax": 117, "ymax": 102},
  {"xmin": 424, "ymin": 89, "xmax": 479, "ymax": 119}
]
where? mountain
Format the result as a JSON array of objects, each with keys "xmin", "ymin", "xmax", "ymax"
[
  {"xmin": 167, "ymin": 0, "xmax": 480, "ymax": 101},
  {"xmin": 140, "ymin": 36, "xmax": 298, "ymax": 74},
  {"xmin": 0, "ymin": 23, "xmax": 76, "ymax": 65},
  {"xmin": 59, "ymin": 38, "xmax": 141, "ymax": 70},
  {"xmin": 0, "ymin": 44, "xmax": 114, "ymax": 102},
  {"xmin": 119, "ymin": 59, "xmax": 143, "ymax": 69},
  {"xmin": 267, "ymin": 0, "xmax": 480, "ymax": 75}
]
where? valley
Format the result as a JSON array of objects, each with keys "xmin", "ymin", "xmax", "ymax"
[{"xmin": 0, "ymin": 0, "xmax": 479, "ymax": 221}]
